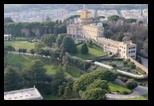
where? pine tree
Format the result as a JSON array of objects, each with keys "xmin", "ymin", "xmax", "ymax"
[{"xmin": 81, "ymin": 42, "xmax": 89, "ymax": 54}]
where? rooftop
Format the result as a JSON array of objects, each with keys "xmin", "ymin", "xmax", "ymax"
[{"xmin": 4, "ymin": 87, "xmax": 43, "ymax": 100}]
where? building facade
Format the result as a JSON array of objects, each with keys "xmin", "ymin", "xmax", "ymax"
[
  {"xmin": 4, "ymin": 87, "xmax": 43, "ymax": 100},
  {"xmin": 67, "ymin": 5, "xmax": 137, "ymax": 59}
]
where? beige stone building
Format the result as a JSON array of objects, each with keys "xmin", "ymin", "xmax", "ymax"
[
  {"xmin": 67, "ymin": 5, "xmax": 104, "ymax": 41},
  {"xmin": 67, "ymin": 5, "xmax": 137, "ymax": 59}
]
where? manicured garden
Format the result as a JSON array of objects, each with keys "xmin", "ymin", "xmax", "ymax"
[
  {"xmin": 4, "ymin": 41, "xmax": 36, "ymax": 52},
  {"xmin": 6, "ymin": 54, "xmax": 82, "ymax": 79},
  {"xmin": 108, "ymin": 82, "xmax": 131, "ymax": 94},
  {"xmin": 72, "ymin": 44, "xmax": 106, "ymax": 60}
]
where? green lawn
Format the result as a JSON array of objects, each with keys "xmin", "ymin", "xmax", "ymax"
[
  {"xmin": 66, "ymin": 66, "xmax": 82, "ymax": 78},
  {"xmin": 108, "ymin": 82, "xmax": 131, "ymax": 94},
  {"xmin": 72, "ymin": 44, "xmax": 106, "ymax": 60},
  {"xmin": 121, "ymin": 94, "xmax": 148, "ymax": 100},
  {"xmin": 7, "ymin": 54, "xmax": 39, "ymax": 67},
  {"xmin": 6, "ymin": 54, "xmax": 82, "ymax": 79},
  {"xmin": 4, "ymin": 41, "xmax": 36, "ymax": 52}
]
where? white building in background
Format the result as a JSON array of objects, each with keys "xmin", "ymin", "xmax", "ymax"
[
  {"xmin": 4, "ymin": 87, "xmax": 43, "ymax": 100},
  {"xmin": 4, "ymin": 34, "xmax": 11, "ymax": 41}
]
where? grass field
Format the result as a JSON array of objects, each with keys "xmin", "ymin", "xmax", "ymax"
[
  {"xmin": 7, "ymin": 54, "xmax": 39, "ymax": 67},
  {"xmin": 4, "ymin": 41, "xmax": 36, "ymax": 52},
  {"xmin": 121, "ymin": 94, "xmax": 148, "ymax": 100},
  {"xmin": 6, "ymin": 54, "xmax": 82, "ymax": 79},
  {"xmin": 72, "ymin": 44, "xmax": 106, "ymax": 60},
  {"xmin": 108, "ymin": 82, "xmax": 131, "ymax": 94}
]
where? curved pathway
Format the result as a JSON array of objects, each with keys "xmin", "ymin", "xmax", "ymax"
[
  {"xmin": 106, "ymin": 85, "xmax": 148, "ymax": 100},
  {"xmin": 8, "ymin": 52, "xmax": 148, "ymax": 100}
]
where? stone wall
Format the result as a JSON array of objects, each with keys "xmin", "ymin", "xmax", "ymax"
[{"xmin": 126, "ymin": 56, "xmax": 148, "ymax": 74}]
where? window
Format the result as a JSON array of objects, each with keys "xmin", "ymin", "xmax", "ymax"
[{"xmin": 129, "ymin": 51, "xmax": 130, "ymax": 53}]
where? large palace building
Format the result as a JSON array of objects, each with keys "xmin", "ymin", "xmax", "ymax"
[{"xmin": 67, "ymin": 5, "xmax": 137, "ymax": 59}]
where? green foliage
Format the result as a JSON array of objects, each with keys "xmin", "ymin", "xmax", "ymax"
[
  {"xmin": 82, "ymin": 88, "xmax": 107, "ymax": 100},
  {"xmin": 4, "ymin": 66, "xmax": 23, "ymax": 91},
  {"xmin": 108, "ymin": 82, "xmax": 131, "ymax": 94},
  {"xmin": 136, "ymin": 67, "xmax": 146, "ymax": 74},
  {"xmin": 116, "ymin": 32, "xmax": 124, "ymax": 41},
  {"xmin": 60, "ymin": 36, "xmax": 76, "ymax": 54},
  {"xmin": 81, "ymin": 42, "xmax": 89, "ymax": 54},
  {"xmin": 4, "ymin": 46, "xmax": 15, "ymax": 52},
  {"xmin": 90, "ymin": 69, "xmax": 117, "ymax": 81},
  {"xmin": 104, "ymin": 30, "xmax": 113, "ymax": 38},
  {"xmin": 56, "ymin": 34, "xmax": 67, "ymax": 48},
  {"xmin": 86, "ymin": 79, "xmax": 109, "ymax": 91},
  {"xmin": 66, "ymin": 53, "xmax": 91, "ymax": 70},
  {"xmin": 108, "ymin": 63, "xmax": 116, "ymax": 67},
  {"xmin": 108, "ymin": 15, "xmax": 120, "ymax": 21},
  {"xmin": 125, "ymin": 79, "xmax": 138, "ymax": 89},
  {"xmin": 86, "ymin": 39, "xmax": 94, "ymax": 47},
  {"xmin": 4, "ymin": 17, "xmax": 14, "ymax": 23},
  {"xmin": 62, "ymin": 55, "xmax": 69, "ymax": 71},
  {"xmin": 73, "ymin": 73, "xmax": 95, "ymax": 92},
  {"xmin": 34, "ymin": 41, "xmax": 46, "ymax": 53},
  {"xmin": 30, "ymin": 49, "xmax": 35, "ymax": 56},
  {"xmin": 128, "ymin": 61, "xmax": 136, "ymax": 69},
  {"xmin": 41, "ymin": 34, "xmax": 56, "ymax": 47},
  {"xmin": 24, "ymin": 61, "xmax": 47, "ymax": 86},
  {"xmin": 51, "ymin": 65, "xmax": 66, "ymax": 94},
  {"xmin": 73, "ymin": 68, "xmax": 116, "ymax": 92},
  {"xmin": 125, "ymin": 18, "xmax": 137, "ymax": 23},
  {"xmin": 57, "ymin": 85, "xmax": 65, "ymax": 96}
]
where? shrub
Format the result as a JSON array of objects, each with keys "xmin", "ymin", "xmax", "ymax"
[
  {"xmin": 125, "ymin": 79, "xmax": 138, "ymax": 89},
  {"xmin": 121, "ymin": 91, "xmax": 129, "ymax": 94}
]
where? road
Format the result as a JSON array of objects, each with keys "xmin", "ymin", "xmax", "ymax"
[{"xmin": 106, "ymin": 85, "xmax": 148, "ymax": 100}]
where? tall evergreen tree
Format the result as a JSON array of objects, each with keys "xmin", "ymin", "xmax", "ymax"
[
  {"xmin": 4, "ymin": 67, "xmax": 23, "ymax": 91},
  {"xmin": 81, "ymin": 42, "xmax": 89, "ymax": 54}
]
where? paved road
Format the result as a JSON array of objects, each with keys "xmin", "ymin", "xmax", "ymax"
[{"xmin": 106, "ymin": 85, "xmax": 148, "ymax": 100}]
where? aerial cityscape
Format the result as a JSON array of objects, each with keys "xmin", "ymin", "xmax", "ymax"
[{"xmin": 4, "ymin": 4, "xmax": 148, "ymax": 100}]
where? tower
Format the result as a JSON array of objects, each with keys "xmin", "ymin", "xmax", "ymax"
[{"xmin": 79, "ymin": 4, "xmax": 93, "ymax": 25}]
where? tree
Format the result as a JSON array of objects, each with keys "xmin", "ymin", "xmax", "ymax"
[
  {"xmin": 108, "ymin": 15, "xmax": 120, "ymax": 22},
  {"xmin": 56, "ymin": 34, "xmax": 67, "ymax": 48},
  {"xmin": 5, "ymin": 46, "xmax": 15, "ymax": 53},
  {"xmin": 73, "ymin": 73, "xmax": 95, "ymax": 92},
  {"xmin": 90, "ymin": 68, "xmax": 117, "ymax": 82},
  {"xmin": 125, "ymin": 18, "xmax": 137, "ymax": 23},
  {"xmin": 60, "ymin": 36, "xmax": 76, "ymax": 54},
  {"xmin": 51, "ymin": 65, "xmax": 66, "ymax": 94},
  {"xmin": 4, "ymin": 17, "xmax": 14, "ymax": 23},
  {"xmin": 63, "ymin": 84, "xmax": 71, "ymax": 99},
  {"xmin": 22, "ymin": 49, "xmax": 27, "ymax": 54},
  {"xmin": 34, "ymin": 41, "xmax": 45, "ymax": 54},
  {"xmin": 41, "ymin": 34, "xmax": 56, "ymax": 47},
  {"xmin": 86, "ymin": 39, "xmax": 93, "ymax": 47},
  {"xmin": 86, "ymin": 79, "xmax": 109, "ymax": 92},
  {"xmin": 104, "ymin": 30, "xmax": 113, "ymax": 38},
  {"xmin": 23, "ymin": 61, "xmax": 47, "ymax": 87},
  {"xmin": 18, "ymin": 48, "xmax": 22, "ymax": 54},
  {"xmin": 82, "ymin": 88, "xmax": 107, "ymax": 100},
  {"xmin": 125, "ymin": 79, "xmax": 138, "ymax": 90},
  {"xmin": 62, "ymin": 55, "xmax": 69, "ymax": 71},
  {"xmin": 30, "ymin": 49, "xmax": 35, "ymax": 56},
  {"xmin": 81, "ymin": 42, "xmax": 89, "ymax": 54},
  {"xmin": 57, "ymin": 85, "xmax": 65, "ymax": 96},
  {"xmin": 4, "ymin": 66, "xmax": 23, "ymax": 91},
  {"xmin": 116, "ymin": 33, "xmax": 124, "ymax": 41}
]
